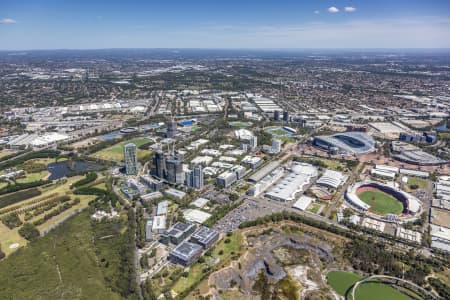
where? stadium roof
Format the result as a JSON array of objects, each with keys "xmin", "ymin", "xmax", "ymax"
[
  {"xmin": 313, "ymin": 131, "xmax": 375, "ymax": 155},
  {"xmin": 394, "ymin": 150, "xmax": 448, "ymax": 166},
  {"xmin": 316, "ymin": 169, "xmax": 347, "ymax": 189}
]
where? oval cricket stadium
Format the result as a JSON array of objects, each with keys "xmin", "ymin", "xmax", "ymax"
[{"xmin": 345, "ymin": 181, "xmax": 422, "ymax": 221}]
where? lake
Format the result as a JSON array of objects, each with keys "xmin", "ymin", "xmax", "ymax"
[{"xmin": 47, "ymin": 161, "xmax": 102, "ymax": 180}]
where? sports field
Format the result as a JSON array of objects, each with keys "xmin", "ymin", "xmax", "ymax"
[
  {"xmin": 265, "ymin": 126, "xmax": 296, "ymax": 142},
  {"xmin": 327, "ymin": 271, "xmax": 362, "ymax": 295},
  {"xmin": 266, "ymin": 127, "xmax": 290, "ymax": 136},
  {"xmin": 327, "ymin": 271, "xmax": 412, "ymax": 300},
  {"xmin": 90, "ymin": 137, "xmax": 152, "ymax": 161},
  {"xmin": 357, "ymin": 189, "xmax": 403, "ymax": 215}
]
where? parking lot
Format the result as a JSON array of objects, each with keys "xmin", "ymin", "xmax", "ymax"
[{"xmin": 213, "ymin": 198, "xmax": 283, "ymax": 233}]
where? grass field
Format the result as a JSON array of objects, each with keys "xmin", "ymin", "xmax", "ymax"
[
  {"xmin": 93, "ymin": 182, "xmax": 107, "ymax": 190},
  {"xmin": 0, "ymin": 222, "xmax": 27, "ymax": 255},
  {"xmin": 211, "ymin": 231, "xmax": 242, "ymax": 262},
  {"xmin": 327, "ymin": 271, "xmax": 411, "ymax": 300},
  {"xmin": 327, "ymin": 271, "xmax": 363, "ymax": 295},
  {"xmin": 320, "ymin": 159, "xmax": 345, "ymax": 170},
  {"xmin": 358, "ymin": 190, "xmax": 403, "ymax": 215},
  {"xmin": 15, "ymin": 171, "xmax": 49, "ymax": 183},
  {"xmin": 265, "ymin": 127, "xmax": 296, "ymax": 143},
  {"xmin": 0, "ymin": 151, "xmax": 14, "ymax": 159},
  {"xmin": 355, "ymin": 281, "xmax": 412, "ymax": 300},
  {"xmin": 191, "ymin": 124, "xmax": 201, "ymax": 132},
  {"xmin": 0, "ymin": 211, "xmax": 127, "ymax": 300},
  {"xmin": 407, "ymin": 177, "xmax": 428, "ymax": 189},
  {"xmin": 0, "ymin": 176, "xmax": 95, "ymax": 256},
  {"xmin": 90, "ymin": 137, "xmax": 152, "ymax": 161},
  {"xmin": 307, "ymin": 202, "xmax": 322, "ymax": 214},
  {"xmin": 270, "ymin": 128, "xmax": 288, "ymax": 135}
]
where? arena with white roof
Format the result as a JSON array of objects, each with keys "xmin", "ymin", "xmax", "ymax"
[{"xmin": 316, "ymin": 169, "xmax": 347, "ymax": 189}]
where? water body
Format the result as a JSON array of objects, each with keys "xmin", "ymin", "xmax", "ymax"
[
  {"xmin": 101, "ymin": 123, "xmax": 162, "ymax": 140},
  {"xmin": 436, "ymin": 123, "xmax": 450, "ymax": 133},
  {"xmin": 47, "ymin": 161, "xmax": 102, "ymax": 180},
  {"xmin": 140, "ymin": 123, "xmax": 163, "ymax": 131},
  {"xmin": 101, "ymin": 131, "xmax": 123, "ymax": 141}
]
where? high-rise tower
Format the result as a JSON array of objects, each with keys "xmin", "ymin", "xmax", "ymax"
[{"xmin": 124, "ymin": 143, "xmax": 138, "ymax": 175}]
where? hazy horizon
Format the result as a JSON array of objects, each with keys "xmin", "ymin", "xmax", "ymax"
[{"xmin": 1, "ymin": 0, "xmax": 450, "ymax": 50}]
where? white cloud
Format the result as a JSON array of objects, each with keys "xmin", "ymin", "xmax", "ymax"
[
  {"xmin": 345, "ymin": 7, "xmax": 356, "ymax": 13},
  {"xmin": 167, "ymin": 17, "xmax": 450, "ymax": 48},
  {"xmin": 314, "ymin": 10, "xmax": 320, "ymax": 15},
  {"xmin": 0, "ymin": 18, "xmax": 17, "ymax": 24},
  {"xmin": 328, "ymin": 7, "xmax": 339, "ymax": 13}
]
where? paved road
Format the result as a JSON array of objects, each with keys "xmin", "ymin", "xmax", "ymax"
[
  {"xmin": 247, "ymin": 196, "xmax": 348, "ymax": 230},
  {"xmin": 324, "ymin": 161, "xmax": 364, "ymax": 218},
  {"xmin": 350, "ymin": 275, "xmax": 438, "ymax": 300}
]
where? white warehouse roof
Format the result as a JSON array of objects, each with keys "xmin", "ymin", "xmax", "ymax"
[
  {"xmin": 265, "ymin": 163, "xmax": 317, "ymax": 202},
  {"xmin": 292, "ymin": 196, "xmax": 315, "ymax": 211},
  {"xmin": 316, "ymin": 169, "xmax": 347, "ymax": 189}
]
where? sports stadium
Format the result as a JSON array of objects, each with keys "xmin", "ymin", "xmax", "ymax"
[
  {"xmin": 345, "ymin": 181, "xmax": 422, "ymax": 221},
  {"xmin": 313, "ymin": 131, "xmax": 375, "ymax": 155}
]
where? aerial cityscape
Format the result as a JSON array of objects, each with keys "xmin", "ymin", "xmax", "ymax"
[{"xmin": 0, "ymin": 1, "xmax": 449, "ymax": 300}]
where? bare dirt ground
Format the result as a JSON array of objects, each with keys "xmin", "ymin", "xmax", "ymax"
[{"xmin": 194, "ymin": 221, "xmax": 350, "ymax": 300}]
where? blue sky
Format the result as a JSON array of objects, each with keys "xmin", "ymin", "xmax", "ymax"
[{"xmin": 0, "ymin": 0, "xmax": 450, "ymax": 49}]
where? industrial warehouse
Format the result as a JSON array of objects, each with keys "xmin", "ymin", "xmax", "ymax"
[{"xmin": 264, "ymin": 162, "xmax": 318, "ymax": 202}]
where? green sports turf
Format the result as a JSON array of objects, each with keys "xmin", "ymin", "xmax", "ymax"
[
  {"xmin": 354, "ymin": 281, "xmax": 412, "ymax": 300},
  {"xmin": 327, "ymin": 271, "xmax": 412, "ymax": 300},
  {"xmin": 358, "ymin": 190, "xmax": 404, "ymax": 215},
  {"xmin": 327, "ymin": 271, "xmax": 363, "ymax": 296}
]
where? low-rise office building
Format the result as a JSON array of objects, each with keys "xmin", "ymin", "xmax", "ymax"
[
  {"xmin": 190, "ymin": 226, "xmax": 220, "ymax": 248},
  {"xmin": 169, "ymin": 241, "xmax": 203, "ymax": 266},
  {"xmin": 161, "ymin": 222, "xmax": 196, "ymax": 245}
]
